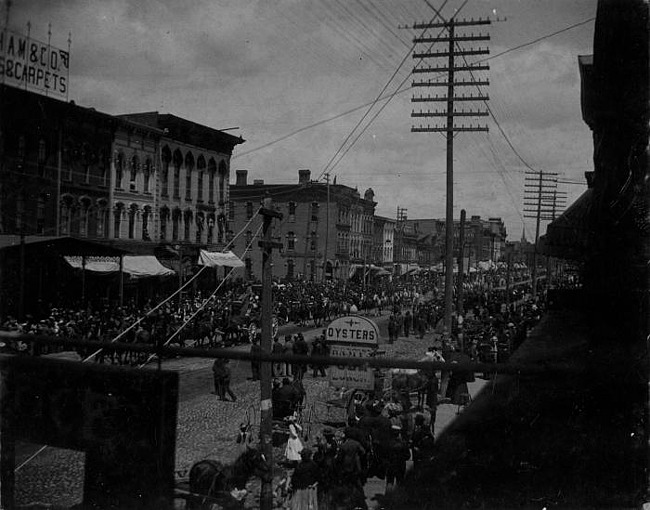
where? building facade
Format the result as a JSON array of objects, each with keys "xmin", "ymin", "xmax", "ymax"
[
  {"xmin": 117, "ymin": 113, "xmax": 243, "ymax": 258},
  {"xmin": 0, "ymin": 85, "xmax": 114, "ymax": 239},
  {"xmin": 228, "ymin": 169, "xmax": 376, "ymax": 282}
]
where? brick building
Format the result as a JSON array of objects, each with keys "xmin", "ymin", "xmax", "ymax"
[{"xmin": 228, "ymin": 169, "xmax": 376, "ymax": 282}]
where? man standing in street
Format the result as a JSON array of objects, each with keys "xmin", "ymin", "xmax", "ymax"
[
  {"xmin": 293, "ymin": 333, "xmax": 309, "ymax": 380},
  {"xmin": 403, "ymin": 310, "xmax": 412, "ymax": 337},
  {"xmin": 311, "ymin": 334, "xmax": 328, "ymax": 377},
  {"xmin": 272, "ymin": 336, "xmax": 286, "ymax": 377}
]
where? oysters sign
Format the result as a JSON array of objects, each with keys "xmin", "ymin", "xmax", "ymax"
[{"xmin": 326, "ymin": 315, "xmax": 379, "ymax": 390}]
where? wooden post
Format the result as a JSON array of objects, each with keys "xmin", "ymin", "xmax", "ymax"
[{"xmin": 258, "ymin": 199, "xmax": 283, "ymax": 510}]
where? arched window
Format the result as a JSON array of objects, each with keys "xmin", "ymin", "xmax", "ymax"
[
  {"xmin": 288, "ymin": 202, "xmax": 296, "ymax": 222},
  {"xmin": 246, "ymin": 202, "xmax": 254, "ymax": 220},
  {"xmin": 161, "ymin": 146, "xmax": 171, "ymax": 197},
  {"xmin": 185, "ymin": 152, "xmax": 194, "ymax": 200},
  {"xmin": 160, "ymin": 206, "xmax": 169, "ymax": 240},
  {"xmin": 173, "ymin": 149, "xmax": 182, "ymax": 198},
  {"xmin": 143, "ymin": 158, "xmax": 152, "ymax": 193},
  {"xmin": 228, "ymin": 202, "xmax": 235, "ymax": 220},
  {"xmin": 311, "ymin": 202, "xmax": 319, "ymax": 222},
  {"xmin": 207, "ymin": 213, "xmax": 215, "ymax": 244},
  {"xmin": 130, "ymin": 155, "xmax": 139, "ymax": 191},
  {"xmin": 172, "ymin": 209, "xmax": 181, "ymax": 241},
  {"xmin": 96, "ymin": 199, "xmax": 108, "ymax": 238},
  {"xmin": 218, "ymin": 160, "xmax": 228, "ymax": 205},
  {"xmin": 79, "ymin": 197, "xmax": 91, "ymax": 237},
  {"xmin": 128, "ymin": 204, "xmax": 138, "ymax": 239},
  {"xmin": 184, "ymin": 209, "xmax": 192, "ymax": 241},
  {"xmin": 245, "ymin": 230, "xmax": 253, "ymax": 249},
  {"xmin": 195, "ymin": 212, "xmax": 204, "ymax": 244},
  {"xmin": 113, "ymin": 203, "xmax": 124, "ymax": 239},
  {"xmin": 197, "ymin": 155, "xmax": 206, "ymax": 202},
  {"xmin": 245, "ymin": 257, "xmax": 253, "ymax": 280},
  {"xmin": 142, "ymin": 206, "xmax": 151, "ymax": 241},
  {"xmin": 286, "ymin": 259, "xmax": 295, "ymax": 280},
  {"xmin": 115, "ymin": 152, "xmax": 125, "ymax": 189},
  {"xmin": 310, "ymin": 231, "xmax": 317, "ymax": 251},
  {"xmin": 208, "ymin": 158, "xmax": 216, "ymax": 204}
]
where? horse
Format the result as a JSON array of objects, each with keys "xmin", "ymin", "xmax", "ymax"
[
  {"xmin": 390, "ymin": 370, "xmax": 432, "ymax": 409},
  {"xmin": 187, "ymin": 447, "xmax": 271, "ymax": 509}
]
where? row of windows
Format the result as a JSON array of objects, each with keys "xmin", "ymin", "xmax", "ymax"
[{"xmin": 229, "ymin": 201, "xmax": 321, "ymax": 222}]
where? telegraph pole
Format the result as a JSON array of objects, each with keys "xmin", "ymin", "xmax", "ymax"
[
  {"xmin": 457, "ymin": 208, "xmax": 466, "ymax": 317},
  {"xmin": 323, "ymin": 172, "xmax": 330, "ymax": 282},
  {"xmin": 258, "ymin": 198, "xmax": 283, "ymax": 510},
  {"xmin": 396, "ymin": 207, "xmax": 407, "ymax": 275},
  {"xmin": 410, "ymin": 16, "xmax": 490, "ymax": 338},
  {"xmin": 523, "ymin": 171, "xmax": 565, "ymax": 296}
]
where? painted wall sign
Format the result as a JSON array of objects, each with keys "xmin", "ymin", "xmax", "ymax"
[
  {"xmin": 326, "ymin": 315, "xmax": 380, "ymax": 390},
  {"xmin": 0, "ymin": 29, "xmax": 70, "ymax": 99}
]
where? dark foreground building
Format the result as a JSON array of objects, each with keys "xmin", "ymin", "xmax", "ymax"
[{"xmin": 382, "ymin": 1, "xmax": 649, "ymax": 508}]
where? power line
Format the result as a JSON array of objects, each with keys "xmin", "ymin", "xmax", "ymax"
[
  {"xmin": 236, "ymin": 15, "xmax": 595, "ymax": 165},
  {"xmin": 315, "ymin": 0, "xmax": 454, "ymax": 181}
]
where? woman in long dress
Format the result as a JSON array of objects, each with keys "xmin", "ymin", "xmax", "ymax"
[
  {"xmin": 289, "ymin": 448, "xmax": 319, "ymax": 510},
  {"xmin": 285, "ymin": 415, "xmax": 304, "ymax": 466}
]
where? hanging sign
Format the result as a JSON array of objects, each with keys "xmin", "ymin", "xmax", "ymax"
[
  {"xmin": 326, "ymin": 315, "xmax": 379, "ymax": 390},
  {"xmin": 0, "ymin": 29, "xmax": 70, "ymax": 99}
]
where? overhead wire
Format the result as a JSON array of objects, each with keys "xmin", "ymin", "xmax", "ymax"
[
  {"xmin": 137, "ymin": 221, "xmax": 264, "ymax": 367},
  {"xmin": 236, "ymin": 15, "xmax": 596, "ymax": 165},
  {"xmin": 315, "ymin": 0, "xmax": 455, "ymax": 181}
]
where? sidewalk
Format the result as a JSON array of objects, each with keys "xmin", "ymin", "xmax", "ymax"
[{"xmin": 363, "ymin": 377, "xmax": 488, "ymax": 508}]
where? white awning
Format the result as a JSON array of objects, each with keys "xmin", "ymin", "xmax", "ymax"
[
  {"xmin": 64, "ymin": 255, "xmax": 175, "ymax": 278},
  {"xmin": 198, "ymin": 249, "xmax": 245, "ymax": 268}
]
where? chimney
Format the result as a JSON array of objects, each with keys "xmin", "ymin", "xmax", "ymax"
[
  {"xmin": 253, "ymin": 179, "xmax": 264, "ymax": 185},
  {"xmin": 298, "ymin": 169, "xmax": 311, "ymax": 184},
  {"xmin": 235, "ymin": 170, "xmax": 248, "ymax": 186}
]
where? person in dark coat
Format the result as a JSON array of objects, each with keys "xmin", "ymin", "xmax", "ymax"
[
  {"xmin": 385, "ymin": 426, "xmax": 410, "ymax": 493},
  {"xmin": 403, "ymin": 310, "xmax": 412, "ymax": 337},
  {"xmin": 292, "ymin": 333, "xmax": 309, "ymax": 380},
  {"xmin": 311, "ymin": 334, "xmax": 328, "ymax": 377},
  {"xmin": 410, "ymin": 413, "xmax": 435, "ymax": 469},
  {"xmin": 213, "ymin": 358, "xmax": 236, "ymax": 401},
  {"xmin": 289, "ymin": 448, "xmax": 320, "ymax": 510}
]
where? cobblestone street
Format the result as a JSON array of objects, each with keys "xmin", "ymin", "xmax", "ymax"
[{"xmin": 14, "ymin": 315, "xmax": 486, "ymax": 509}]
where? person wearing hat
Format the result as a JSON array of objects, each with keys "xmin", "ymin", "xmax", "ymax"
[
  {"xmin": 385, "ymin": 425, "xmax": 410, "ymax": 493},
  {"xmin": 288, "ymin": 447, "xmax": 320, "ymax": 510}
]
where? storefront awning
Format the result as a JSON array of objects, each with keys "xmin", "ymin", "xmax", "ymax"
[
  {"xmin": 198, "ymin": 249, "xmax": 245, "ymax": 268},
  {"xmin": 64, "ymin": 255, "xmax": 175, "ymax": 278}
]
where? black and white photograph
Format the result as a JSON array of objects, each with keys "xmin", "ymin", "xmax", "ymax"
[{"xmin": 0, "ymin": 0, "xmax": 647, "ymax": 508}]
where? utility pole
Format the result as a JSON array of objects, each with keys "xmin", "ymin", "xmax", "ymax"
[
  {"xmin": 410, "ymin": 16, "xmax": 490, "ymax": 338},
  {"xmin": 323, "ymin": 172, "xmax": 330, "ymax": 282},
  {"xmin": 523, "ymin": 171, "xmax": 566, "ymax": 296},
  {"xmin": 396, "ymin": 207, "xmax": 407, "ymax": 275},
  {"xmin": 457, "ymin": 208, "xmax": 466, "ymax": 316},
  {"xmin": 257, "ymin": 198, "xmax": 283, "ymax": 510}
]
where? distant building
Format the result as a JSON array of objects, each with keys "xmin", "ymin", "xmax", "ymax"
[
  {"xmin": 373, "ymin": 215, "xmax": 395, "ymax": 268},
  {"xmin": 116, "ymin": 113, "xmax": 244, "ymax": 263},
  {"xmin": 228, "ymin": 169, "xmax": 376, "ymax": 281}
]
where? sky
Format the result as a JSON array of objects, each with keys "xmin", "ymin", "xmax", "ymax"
[{"xmin": 4, "ymin": 0, "xmax": 597, "ymax": 241}]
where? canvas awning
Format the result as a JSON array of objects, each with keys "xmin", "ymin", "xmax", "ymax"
[
  {"xmin": 198, "ymin": 249, "xmax": 245, "ymax": 268},
  {"xmin": 64, "ymin": 255, "xmax": 175, "ymax": 278}
]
